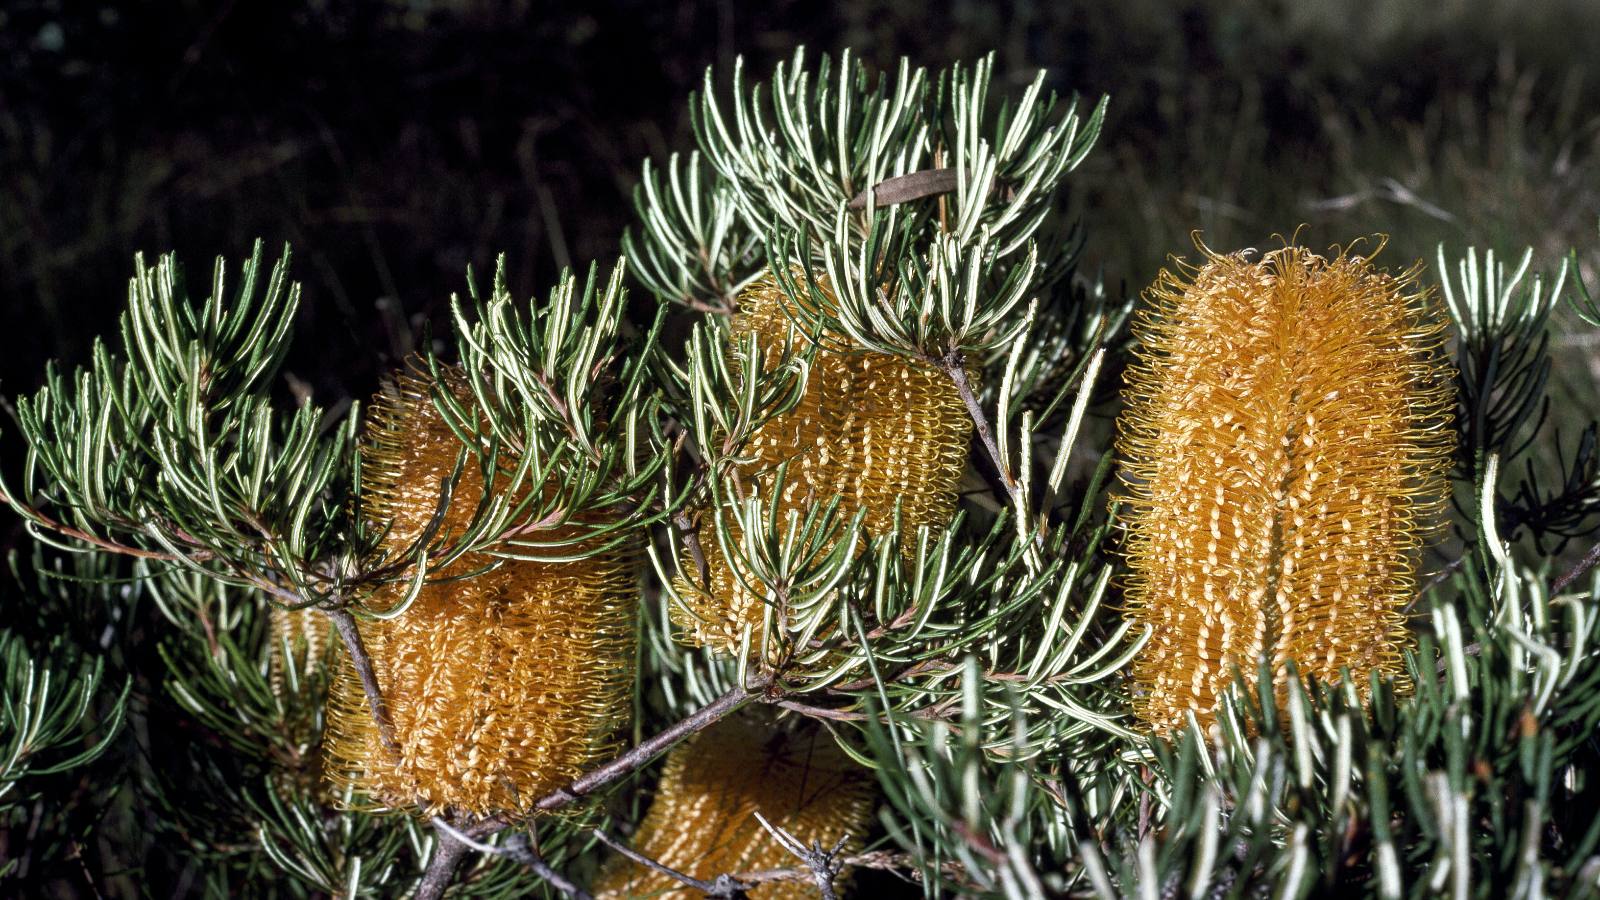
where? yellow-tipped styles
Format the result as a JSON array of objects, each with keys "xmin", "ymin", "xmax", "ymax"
[
  {"xmin": 323, "ymin": 366, "xmax": 636, "ymax": 816},
  {"xmin": 672, "ymin": 276, "xmax": 973, "ymax": 652},
  {"xmin": 1116, "ymin": 242, "xmax": 1455, "ymax": 734},
  {"xmin": 592, "ymin": 712, "xmax": 875, "ymax": 898}
]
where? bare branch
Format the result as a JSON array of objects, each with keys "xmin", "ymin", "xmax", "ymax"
[
  {"xmin": 414, "ymin": 826, "xmax": 474, "ymax": 900},
  {"xmin": 1553, "ymin": 539, "xmax": 1600, "ymax": 594},
  {"xmin": 423, "ymin": 820, "xmax": 592, "ymax": 900},
  {"xmin": 326, "ymin": 607, "xmax": 400, "ymax": 758},
  {"xmin": 939, "ymin": 349, "xmax": 1016, "ymax": 507},
  {"xmin": 753, "ymin": 812, "xmax": 846, "ymax": 900},
  {"xmin": 591, "ymin": 828, "xmax": 749, "ymax": 898},
  {"xmin": 503, "ymin": 832, "xmax": 593, "ymax": 900},
  {"xmin": 532, "ymin": 678, "xmax": 763, "ymax": 813},
  {"xmin": 415, "ymin": 681, "xmax": 769, "ymax": 897}
]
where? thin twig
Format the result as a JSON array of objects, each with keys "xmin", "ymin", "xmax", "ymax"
[
  {"xmin": 419, "ymin": 682, "xmax": 767, "ymax": 896},
  {"xmin": 0, "ymin": 489, "xmax": 188, "ymax": 561},
  {"xmin": 1553, "ymin": 539, "xmax": 1600, "ymax": 594},
  {"xmin": 425, "ymin": 820, "xmax": 595, "ymax": 900},
  {"xmin": 503, "ymin": 832, "xmax": 593, "ymax": 900},
  {"xmin": 591, "ymin": 828, "xmax": 748, "ymax": 897},
  {"xmin": 753, "ymin": 812, "xmax": 846, "ymax": 900},
  {"xmin": 1424, "ymin": 553, "xmax": 1471, "ymax": 592},
  {"xmin": 326, "ymin": 607, "xmax": 400, "ymax": 757},
  {"xmin": 533, "ymin": 679, "xmax": 763, "ymax": 812},
  {"xmin": 733, "ymin": 849, "xmax": 950, "ymax": 886},
  {"xmin": 939, "ymin": 349, "xmax": 1017, "ymax": 506}
]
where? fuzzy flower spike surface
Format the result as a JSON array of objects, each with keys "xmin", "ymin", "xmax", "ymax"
[
  {"xmin": 592, "ymin": 712, "xmax": 875, "ymax": 898},
  {"xmin": 1117, "ymin": 242, "xmax": 1455, "ymax": 734},
  {"xmin": 323, "ymin": 365, "xmax": 636, "ymax": 816}
]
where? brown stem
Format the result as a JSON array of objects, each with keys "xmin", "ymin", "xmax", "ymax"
[
  {"xmin": 1553, "ymin": 540, "xmax": 1600, "ymax": 595},
  {"xmin": 0, "ymin": 488, "xmax": 187, "ymax": 561},
  {"xmin": 939, "ymin": 349, "xmax": 1015, "ymax": 503},
  {"xmin": 533, "ymin": 679, "xmax": 762, "ymax": 812},
  {"xmin": 326, "ymin": 607, "xmax": 400, "ymax": 758},
  {"xmin": 415, "ymin": 682, "xmax": 768, "ymax": 897},
  {"xmin": 505, "ymin": 833, "xmax": 592, "ymax": 900},
  {"xmin": 591, "ymin": 828, "xmax": 747, "ymax": 897},
  {"xmin": 413, "ymin": 829, "xmax": 472, "ymax": 900}
]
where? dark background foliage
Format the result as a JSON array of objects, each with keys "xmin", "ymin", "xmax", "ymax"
[
  {"xmin": 1, "ymin": 0, "xmax": 1596, "ymax": 895},
  {"xmin": 4, "ymin": 0, "xmax": 1596, "ymax": 411}
]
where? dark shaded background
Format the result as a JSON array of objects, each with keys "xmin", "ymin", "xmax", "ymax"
[
  {"xmin": 4, "ymin": 0, "xmax": 1596, "ymax": 409},
  {"xmin": 1, "ymin": 1, "xmax": 1597, "ymax": 895}
]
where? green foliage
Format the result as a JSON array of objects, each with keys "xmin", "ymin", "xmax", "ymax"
[
  {"xmin": 869, "ymin": 516, "xmax": 1600, "ymax": 898},
  {"xmin": 0, "ymin": 631, "xmax": 127, "ymax": 832}
]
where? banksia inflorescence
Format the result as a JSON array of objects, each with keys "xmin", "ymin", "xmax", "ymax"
[
  {"xmin": 673, "ymin": 276, "xmax": 973, "ymax": 651},
  {"xmin": 1117, "ymin": 242, "xmax": 1455, "ymax": 734},
  {"xmin": 323, "ymin": 366, "xmax": 635, "ymax": 815},
  {"xmin": 593, "ymin": 712, "xmax": 875, "ymax": 898}
]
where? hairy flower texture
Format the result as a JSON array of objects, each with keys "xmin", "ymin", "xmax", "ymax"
[
  {"xmin": 266, "ymin": 605, "xmax": 331, "ymax": 701},
  {"xmin": 673, "ymin": 276, "xmax": 973, "ymax": 651},
  {"xmin": 592, "ymin": 712, "xmax": 874, "ymax": 898},
  {"xmin": 267, "ymin": 605, "xmax": 334, "ymax": 796},
  {"xmin": 323, "ymin": 366, "xmax": 635, "ymax": 816},
  {"xmin": 1117, "ymin": 243, "xmax": 1454, "ymax": 734}
]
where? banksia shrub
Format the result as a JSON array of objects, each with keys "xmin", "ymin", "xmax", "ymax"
[
  {"xmin": 1117, "ymin": 243, "xmax": 1455, "ymax": 733},
  {"xmin": 323, "ymin": 366, "xmax": 636, "ymax": 816},
  {"xmin": 672, "ymin": 276, "xmax": 973, "ymax": 651},
  {"xmin": 593, "ymin": 712, "xmax": 875, "ymax": 898},
  {"xmin": 17, "ymin": 43, "xmax": 1600, "ymax": 900}
]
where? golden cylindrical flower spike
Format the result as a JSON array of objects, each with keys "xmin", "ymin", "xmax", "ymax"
[
  {"xmin": 592, "ymin": 713, "xmax": 875, "ymax": 898},
  {"xmin": 1117, "ymin": 243, "xmax": 1454, "ymax": 734},
  {"xmin": 672, "ymin": 276, "xmax": 973, "ymax": 651},
  {"xmin": 323, "ymin": 366, "xmax": 635, "ymax": 816}
]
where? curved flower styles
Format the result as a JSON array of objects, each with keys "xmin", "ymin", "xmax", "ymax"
[
  {"xmin": 592, "ymin": 712, "xmax": 875, "ymax": 898},
  {"xmin": 323, "ymin": 366, "xmax": 635, "ymax": 816},
  {"xmin": 1117, "ymin": 243, "xmax": 1454, "ymax": 734},
  {"xmin": 673, "ymin": 277, "xmax": 973, "ymax": 651},
  {"xmin": 266, "ymin": 605, "xmax": 330, "ymax": 701}
]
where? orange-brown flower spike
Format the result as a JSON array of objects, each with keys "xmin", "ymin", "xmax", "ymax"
[
  {"xmin": 323, "ymin": 366, "xmax": 635, "ymax": 816},
  {"xmin": 1116, "ymin": 243, "xmax": 1454, "ymax": 734},
  {"xmin": 592, "ymin": 713, "xmax": 875, "ymax": 898},
  {"xmin": 672, "ymin": 276, "xmax": 973, "ymax": 652}
]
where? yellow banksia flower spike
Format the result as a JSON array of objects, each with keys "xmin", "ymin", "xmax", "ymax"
[
  {"xmin": 322, "ymin": 365, "xmax": 636, "ymax": 816},
  {"xmin": 1117, "ymin": 241, "xmax": 1455, "ymax": 734},
  {"xmin": 672, "ymin": 275, "xmax": 973, "ymax": 652},
  {"xmin": 592, "ymin": 712, "xmax": 875, "ymax": 898}
]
